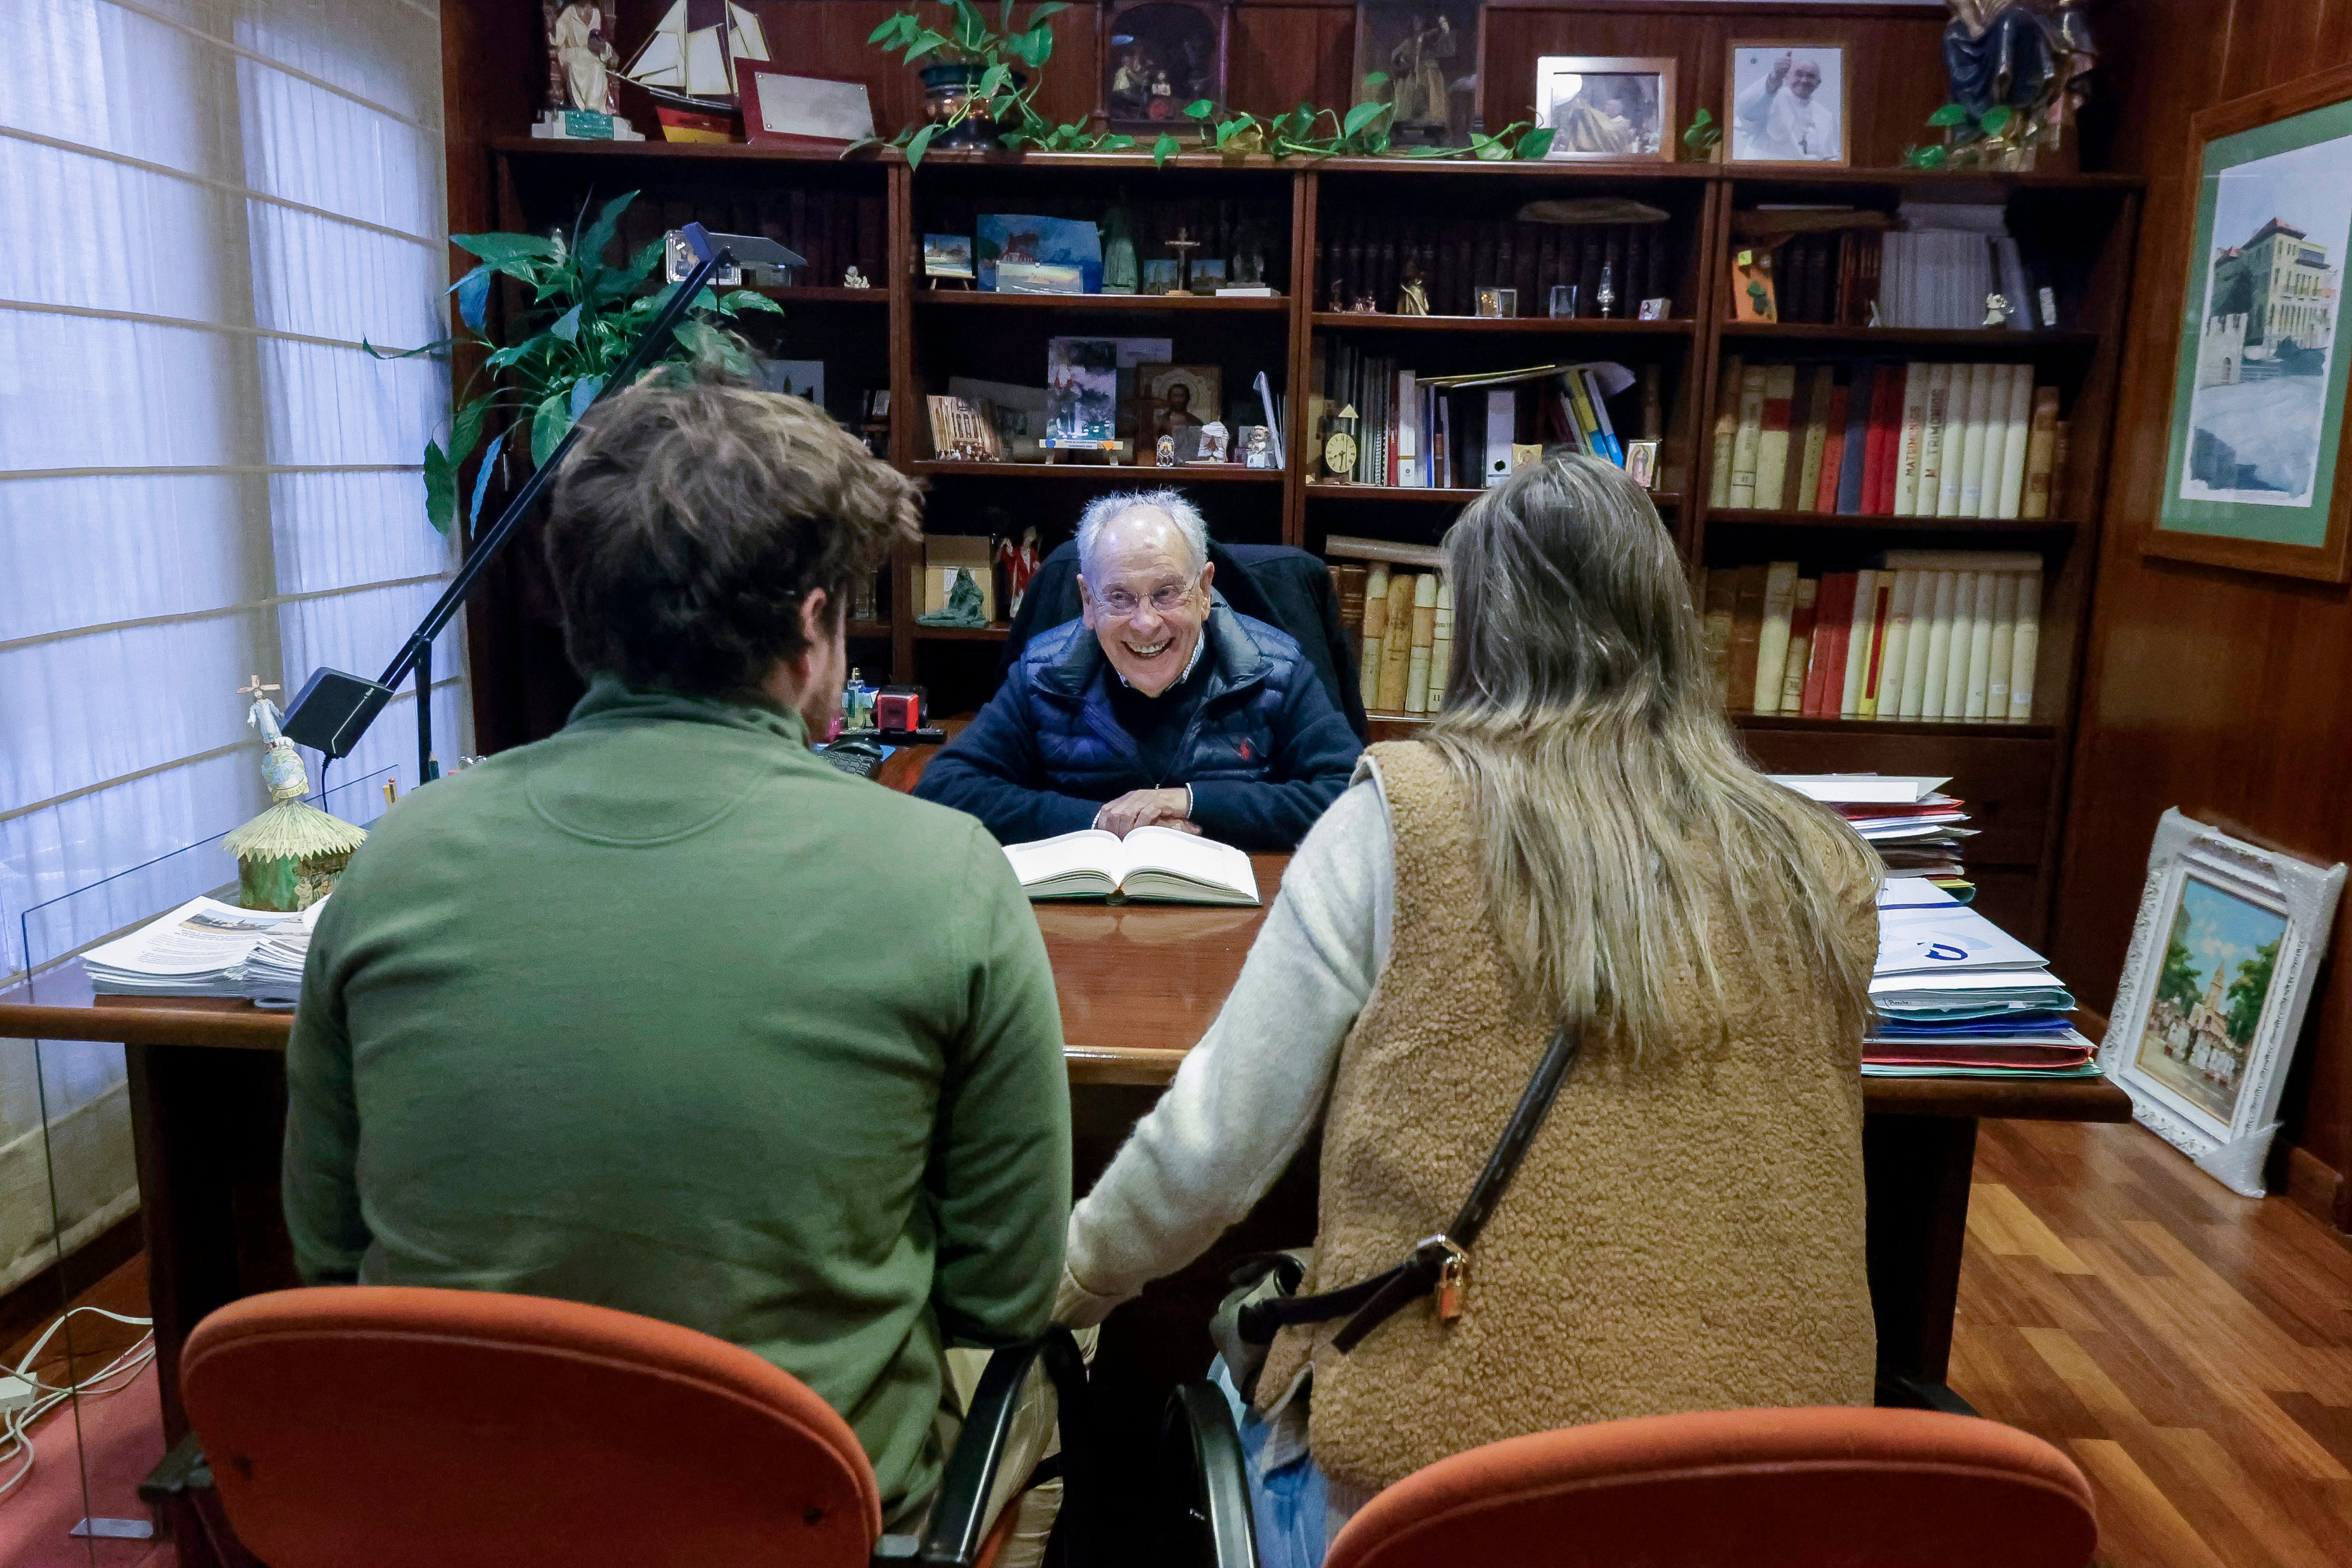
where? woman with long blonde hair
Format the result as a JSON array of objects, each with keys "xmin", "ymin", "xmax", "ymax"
[{"xmin": 1052, "ymin": 455, "xmax": 1883, "ymax": 1564}]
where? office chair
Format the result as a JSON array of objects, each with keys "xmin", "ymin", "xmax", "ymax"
[
  {"xmin": 176, "ymin": 1286, "xmax": 1092, "ymax": 1568},
  {"xmin": 1160, "ymin": 1393, "xmax": 2097, "ymax": 1568}
]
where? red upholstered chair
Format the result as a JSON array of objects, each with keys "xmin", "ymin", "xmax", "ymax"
[
  {"xmin": 1317, "ymin": 1405, "xmax": 2098, "ymax": 1568},
  {"xmin": 178, "ymin": 1286, "xmax": 1087, "ymax": 1568}
]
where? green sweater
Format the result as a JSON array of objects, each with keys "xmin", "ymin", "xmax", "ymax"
[{"xmin": 283, "ymin": 677, "xmax": 1072, "ymax": 1523}]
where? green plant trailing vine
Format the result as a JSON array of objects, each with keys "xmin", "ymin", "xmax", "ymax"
[
  {"xmin": 371, "ymin": 190, "xmax": 778, "ymax": 534},
  {"xmin": 1901, "ymin": 101, "xmax": 2019, "ymax": 168},
  {"xmin": 854, "ymin": 1, "xmax": 1553, "ymax": 166}
]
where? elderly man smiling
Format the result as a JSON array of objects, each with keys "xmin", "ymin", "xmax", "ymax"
[{"xmin": 915, "ymin": 490, "xmax": 1361, "ymax": 850}]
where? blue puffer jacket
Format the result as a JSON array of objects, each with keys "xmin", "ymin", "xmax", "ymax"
[{"xmin": 913, "ymin": 602, "xmax": 1363, "ymax": 850}]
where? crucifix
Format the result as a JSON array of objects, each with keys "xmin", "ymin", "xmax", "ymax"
[
  {"xmin": 1164, "ymin": 228, "xmax": 1200, "ymax": 296},
  {"xmin": 239, "ymin": 674, "xmax": 286, "ymax": 739}
]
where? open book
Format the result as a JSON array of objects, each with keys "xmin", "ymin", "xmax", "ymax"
[{"xmin": 1002, "ymin": 827, "xmax": 1262, "ymax": 906}]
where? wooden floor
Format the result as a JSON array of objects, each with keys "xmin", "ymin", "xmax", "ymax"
[{"xmin": 1954, "ymin": 1117, "xmax": 2352, "ymax": 1568}]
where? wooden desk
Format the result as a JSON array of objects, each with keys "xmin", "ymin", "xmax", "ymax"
[{"xmin": 2, "ymin": 887, "xmax": 2126, "ymax": 1440}]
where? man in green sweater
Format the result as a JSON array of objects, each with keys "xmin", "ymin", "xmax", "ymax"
[{"xmin": 282, "ymin": 375, "xmax": 1072, "ymax": 1527}]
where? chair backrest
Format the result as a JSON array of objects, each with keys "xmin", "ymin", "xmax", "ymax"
[
  {"xmin": 1322, "ymin": 1406, "xmax": 2097, "ymax": 1568},
  {"xmin": 181, "ymin": 1286, "xmax": 883, "ymax": 1568}
]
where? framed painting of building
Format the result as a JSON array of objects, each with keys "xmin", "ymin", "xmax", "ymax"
[
  {"xmin": 2101, "ymin": 810, "xmax": 2345, "ymax": 1196},
  {"xmin": 2153, "ymin": 63, "xmax": 2352, "ymax": 582}
]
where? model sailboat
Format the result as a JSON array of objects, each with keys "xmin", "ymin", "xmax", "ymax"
[{"xmin": 622, "ymin": 0, "xmax": 770, "ymax": 142}]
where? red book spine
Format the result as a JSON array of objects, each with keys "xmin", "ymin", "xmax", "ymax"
[
  {"xmin": 1813, "ymin": 387, "xmax": 1848, "ymax": 513},
  {"xmin": 1864, "ymin": 368, "xmax": 1904, "ymax": 515},
  {"xmin": 1802, "ymin": 572, "xmax": 1856, "ymax": 716}
]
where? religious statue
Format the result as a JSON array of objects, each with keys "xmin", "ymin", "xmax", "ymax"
[
  {"xmin": 1243, "ymin": 425, "xmax": 1278, "ymax": 469},
  {"xmin": 1386, "ymin": 15, "xmax": 1458, "ymax": 138},
  {"xmin": 1155, "ymin": 434, "xmax": 1177, "ymax": 467},
  {"xmin": 1351, "ymin": 291, "xmax": 1379, "ymax": 315},
  {"xmin": 546, "ymin": 1, "xmax": 620, "ymax": 116},
  {"xmin": 1328, "ymin": 276, "xmax": 1349, "ymax": 313},
  {"xmin": 843, "ymin": 266, "xmax": 871, "ymax": 289},
  {"xmin": 1942, "ymin": 0, "xmax": 2096, "ymax": 163},
  {"xmin": 1398, "ymin": 259, "xmax": 1430, "ymax": 317},
  {"xmin": 1102, "ymin": 207, "xmax": 1139, "ymax": 295},
  {"xmin": 223, "ymin": 677, "xmax": 367, "ymax": 911},
  {"xmin": 1984, "ymin": 292, "xmax": 2010, "ymax": 327},
  {"xmin": 995, "ymin": 527, "xmax": 1042, "ymax": 616}
]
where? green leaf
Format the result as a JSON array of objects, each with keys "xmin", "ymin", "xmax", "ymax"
[
  {"xmin": 1152, "ymin": 132, "xmax": 1181, "ymax": 168},
  {"xmin": 869, "ymin": 14, "xmax": 909, "ymax": 45},
  {"xmin": 1362, "ymin": 71, "xmax": 1389, "ymax": 89},
  {"xmin": 1214, "ymin": 118, "xmax": 1240, "ymax": 148},
  {"xmin": 569, "ymin": 376, "xmax": 605, "ymax": 420},
  {"xmin": 904, "ymin": 29, "xmax": 951, "ymax": 62},
  {"xmin": 1022, "ymin": 22, "xmax": 1054, "ymax": 66},
  {"xmin": 423, "ymin": 438, "xmax": 457, "ymax": 534},
  {"xmin": 1342, "ymin": 100, "xmax": 1388, "ymax": 137},
  {"xmin": 905, "ymin": 121, "xmax": 940, "ymax": 169},
  {"xmin": 843, "ymin": 134, "xmax": 882, "ymax": 156},
  {"xmin": 723, "ymin": 288, "xmax": 784, "ymax": 315},
  {"xmin": 530, "ymin": 391, "xmax": 572, "ymax": 469},
  {"xmin": 1098, "ymin": 133, "xmax": 1135, "ymax": 150},
  {"xmin": 549, "ymin": 302, "xmax": 583, "ymax": 343},
  {"xmin": 977, "ymin": 62, "xmax": 1010, "ymax": 98},
  {"xmin": 574, "ymin": 190, "xmax": 636, "ymax": 281},
  {"xmin": 1183, "ymin": 98, "xmax": 1215, "ymax": 120},
  {"xmin": 450, "ymin": 398, "xmax": 489, "ymax": 467},
  {"xmin": 362, "ymin": 335, "xmax": 452, "ymax": 361},
  {"xmin": 1026, "ymin": 1, "xmax": 1070, "ymax": 23},
  {"xmin": 466, "ymin": 430, "xmax": 505, "ymax": 530},
  {"xmin": 1513, "ymin": 126, "xmax": 1556, "ymax": 162},
  {"xmin": 1688, "ymin": 108, "xmax": 1714, "ymax": 129},
  {"xmin": 484, "ymin": 340, "xmax": 536, "ymax": 370},
  {"xmin": 1927, "ymin": 103, "xmax": 1972, "ymax": 128},
  {"xmin": 450, "ymin": 231, "xmax": 559, "ymax": 267},
  {"xmin": 949, "ymin": 0, "xmax": 987, "ymax": 48},
  {"xmin": 450, "ymin": 265, "xmax": 492, "ymax": 331},
  {"xmin": 1980, "ymin": 104, "xmax": 2013, "ymax": 133}
]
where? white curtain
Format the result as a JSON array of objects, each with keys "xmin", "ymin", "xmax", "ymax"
[{"xmin": 0, "ymin": 0, "xmax": 459, "ymax": 1290}]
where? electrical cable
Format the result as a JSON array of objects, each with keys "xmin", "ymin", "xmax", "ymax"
[{"xmin": 0, "ymin": 1305, "xmax": 156, "ymax": 1503}]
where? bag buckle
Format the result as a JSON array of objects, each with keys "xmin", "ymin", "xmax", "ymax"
[{"xmin": 1420, "ymin": 1233, "xmax": 1470, "ymax": 1322}]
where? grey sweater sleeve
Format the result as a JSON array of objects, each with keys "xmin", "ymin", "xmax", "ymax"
[{"xmin": 1057, "ymin": 771, "xmax": 1393, "ymax": 1323}]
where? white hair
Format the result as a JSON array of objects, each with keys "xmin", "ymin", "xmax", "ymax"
[{"xmin": 1075, "ymin": 490, "xmax": 1210, "ymax": 579}]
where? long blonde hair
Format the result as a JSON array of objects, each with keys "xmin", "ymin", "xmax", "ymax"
[{"xmin": 1424, "ymin": 455, "xmax": 1878, "ymax": 1058}]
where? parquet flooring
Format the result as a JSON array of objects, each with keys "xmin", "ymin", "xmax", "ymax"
[{"xmin": 1953, "ymin": 1118, "xmax": 2352, "ymax": 1568}]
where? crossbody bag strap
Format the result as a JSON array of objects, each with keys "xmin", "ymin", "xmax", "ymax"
[{"xmin": 1237, "ymin": 1022, "xmax": 1583, "ymax": 1353}]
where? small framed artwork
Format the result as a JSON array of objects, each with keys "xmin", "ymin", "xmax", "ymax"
[
  {"xmin": 2150, "ymin": 62, "xmax": 2352, "ymax": 582},
  {"xmin": 735, "ymin": 64, "xmax": 876, "ymax": 148},
  {"xmin": 2102, "ymin": 809, "xmax": 2346, "ymax": 1196},
  {"xmin": 1103, "ymin": 0, "xmax": 1228, "ymax": 132},
  {"xmin": 1535, "ymin": 57, "xmax": 1675, "ymax": 162},
  {"xmin": 1624, "ymin": 439, "xmax": 1660, "ymax": 488},
  {"xmin": 1140, "ymin": 258, "xmax": 1181, "ymax": 294},
  {"xmin": 1188, "ymin": 258, "xmax": 1228, "ymax": 294},
  {"xmin": 1137, "ymin": 363, "xmax": 1222, "ymax": 462},
  {"xmin": 1476, "ymin": 286, "xmax": 1517, "ymax": 318},
  {"xmin": 1351, "ymin": 1, "xmax": 1482, "ymax": 148},
  {"xmin": 1724, "ymin": 43, "xmax": 1848, "ymax": 165},
  {"xmin": 922, "ymin": 234, "xmax": 975, "ymax": 281},
  {"xmin": 1637, "ymin": 297, "xmax": 1672, "ymax": 321}
]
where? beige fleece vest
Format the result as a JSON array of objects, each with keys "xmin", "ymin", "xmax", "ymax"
[{"xmin": 1255, "ymin": 741, "xmax": 1876, "ymax": 1492}]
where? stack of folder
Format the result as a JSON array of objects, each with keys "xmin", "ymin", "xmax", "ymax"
[
  {"xmin": 1865, "ymin": 879, "xmax": 2094, "ymax": 1079},
  {"xmin": 1773, "ymin": 774, "xmax": 1975, "ymax": 899}
]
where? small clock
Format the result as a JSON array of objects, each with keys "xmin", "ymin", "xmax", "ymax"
[{"xmin": 1323, "ymin": 429, "xmax": 1358, "ymax": 476}]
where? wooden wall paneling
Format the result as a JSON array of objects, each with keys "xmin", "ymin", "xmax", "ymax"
[
  {"xmin": 2051, "ymin": 0, "xmax": 2352, "ymax": 1219},
  {"xmin": 1229, "ymin": 3, "xmax": 1357, "ymax": 117}
]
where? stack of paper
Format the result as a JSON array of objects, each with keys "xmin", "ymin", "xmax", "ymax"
[
  {"xmin": 242, "ymin": 898, "xmax": 328, "ymax": 1008},
  {"xmin": 1864, "ymin": 901, "xmax": 2092, "ymax": 1079},
  {"xmin": 83, "ymin": 897, "xmax": 309, "ymax": 997},
  {"xmin": 1772, "ymin": 773, "xmax": 1975, "ymax": 899}
]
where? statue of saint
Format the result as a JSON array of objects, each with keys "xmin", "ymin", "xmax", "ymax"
[
  {"xmin": 1387, "ymin": 15, "xmax": 1458, "ymax": 130},
  {"xmin": 1398, "ymin": 259, "xmax": 1430, "ymax": 317},
  {"xmin": 1942, "ymin": 1, "xmax": 2095, "ymax": 144},
  {"xmin": 548, "ymin": 2, "xmax": 619, "ymax": 116}
]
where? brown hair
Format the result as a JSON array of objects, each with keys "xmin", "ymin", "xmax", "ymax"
[{"xmin": 545, "ymin": 373, "xmax": 921, "ymax": 697}]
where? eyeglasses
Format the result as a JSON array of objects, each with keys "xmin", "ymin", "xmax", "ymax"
[{"xmin": 1096, "ymin": 583, "xmax": 1195, "ymax": 618}]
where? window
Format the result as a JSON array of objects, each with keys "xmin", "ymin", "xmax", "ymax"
[{"xmin": 1, "ymin": 0, "xmax": 457, "ymax": 1287}]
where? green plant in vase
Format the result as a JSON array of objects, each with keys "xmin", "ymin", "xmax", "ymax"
[
  {"xmin": 860, "ymin": 1, "xmax": 1133, "ymax": 164},
  {"xmin": 373, "ymin": 190, "xmax": 779, "ymax": 535}
]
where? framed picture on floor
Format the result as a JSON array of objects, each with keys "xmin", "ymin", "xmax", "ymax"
[
  {"xmin": 1534, "ymin": 57, "xmax": 1675, "ymax": 162},
  {"xmin": 1724, "ymin": 41, "xmax": 1848, "ymax": 165},
  {"xmin": 2101, "ymin": 810, "xmax": 2346, "ymax": 1196},
  {"xmin": 2151, "ymin": 61, "xmax": 2352, "ymax": 582}
]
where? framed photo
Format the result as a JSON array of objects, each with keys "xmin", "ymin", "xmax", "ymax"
[
  {"xmin": 2102, "ymin": 809, "xmax": 2346, "ymax": 1196},
  {"xmin": 1352, "ymin": 1, "xmax": 1481, "ymax": 147},
  {"xmin": 1475, "ymin": 286, "xmax": 1517, "ymax": 318},
  {"xmin": 1136, "ymin": 363, "xmax": 1222, "ymax": 462},
  {"xmin": 922, "ymin": 233, "xmax": 975, "ymax": 280},
  {"xmin": 1535, "ymin": 56, "xmax": 1675, "ymax": 162},
  {"xmin": 1724, "ymin": 43, "xmax": 1847, "ymax": 165},
  {"xmin": 976, "ymin": 213, "xmax": 1102, "ymax": 294},
  {"xmin": 1141, "ymin": 258, "xmax": 1180, "ymax": 293},
  {"xmin": 1103, "ymin": 0, "xmax": 1228, "ymax": 132},
  {"xmin": 2150, "ymin": 63, "xmax": 2352, "ymax": 582},
  {"xmin": 735, "ymin": 64, "xmax": 875, "ymax": 149}
]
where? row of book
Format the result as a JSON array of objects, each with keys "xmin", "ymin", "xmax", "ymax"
[
  {"xmin": 1315, "ymin": 214, "xmax": 1673, "ymax": 319},
  {"xmin": 1311, "ymin": 343, "xmax": 1663, "ymax": 488},
  {"xmin": 1709, "ymin": 359, "xmax": 2069, "ymax": 520},
  {"xmin": 1756, "ymin": 208, "xmax": 2073, "ymax": 331},
  {"xmin": 1700, "ymin": 550, "xmax": 2046, "ymax": 723},
  {"xmin": 1326, "ymin": 550, "xmax": 1453, "ymax": 715}
]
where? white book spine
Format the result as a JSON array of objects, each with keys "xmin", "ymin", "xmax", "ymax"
[
  {"xmin": 1729, "ymin": 365, "xmax": 1767, "ymax": 507},
  {"xmin": 1780, "ymin": 576, "xmax": 1817, "ymax": 714},
  {"xmin": 1995, "ymin": 366, "xmax": 2034, "ymax": 519},
  {"xmin": 1917, "ymin": 363, "xmax": 1951, "ymax": 513},
  {"xmin": 1893, "ymin": 362, "xmax": 1931, "ymax": 515},
  {"xmin": 1961, "ymin": 571, "xmax": 1997, "ymax": 720},
  {"xmin": 1917, "ymin": 570, "xmax": 1959, "ymax": 720},
  {"xmin": 1840, "ymin": 567, "xmax": 1880, "ymax": 717},
  {"xmin": 1984, "ymin": 571, "xmax": 2019, "ymax": 717},
  {"xmin": 1942, "ymin": 570, "xmax": 1981, "ymax": 717},
  {"xmin": 1955, "ymin": 363, "xmax": 1993, "ymax": 517},
  {"xmin": 1428, "ymin": 576, "xmax": 1453, "ymax": 708},
  {"xmin": 1935, "ymin": 365, "xmax": 1969, "ymax": 516},
  {"xmin": 1877, "ymin": 569, "xmax": 1920, "ymax": 721},
  {"xmin": 2007, "ymin": 571, "xmax": 2041, "ymax": 722},
  {"xmin": 1752, "ymin": 560, "xmax": 1801, "ymax": 714}
]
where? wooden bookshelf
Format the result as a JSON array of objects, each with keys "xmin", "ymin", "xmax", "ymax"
[{"xmin": 483, "ymin": 140, "xmax": 2138, "ymax": 942}]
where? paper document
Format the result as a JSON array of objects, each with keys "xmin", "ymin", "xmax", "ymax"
[
  {"xmin": 1003, "ymin": 826, "xmax": 1261, "ymax": 905},
  {"xmin": 82, "ymin": 897, "xmax": 309, "ymax": 997},
  {"xmin": 1876, "ymin": 879, "xmax": 1960, "ymax": 909},
  {"xmin": 1874, "ymin": 905, "xmax": 2047, "ymax": 975},
  {"xmin": 1770, "ymin": 774, "xmax": 1952, "ymax": 805}
]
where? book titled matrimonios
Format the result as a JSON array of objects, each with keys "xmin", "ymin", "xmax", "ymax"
[{"xmin": 1002, "ymin": 827, "xmax": 1262, "ymax": 905}]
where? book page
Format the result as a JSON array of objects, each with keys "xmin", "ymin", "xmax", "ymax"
[
  {"xmin": 82, "ymin": 897, "xmax": 302, "ymax": 977},
  {"xmin": 1001, "ymin": 829, "xmax": 1124, "ymax": 892},
  {"xmin": 1115, "ymin": 826, "xmax": 1260, "ymax": 904}
]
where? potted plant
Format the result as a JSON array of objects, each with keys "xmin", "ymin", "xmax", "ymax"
[
  {"xmin": 374, "ymin": 191, "xmax": 779, "ymax": 535},
  {"xmin": 869, "ymin": 1, "xmax": 1069, "ymax": 156}
]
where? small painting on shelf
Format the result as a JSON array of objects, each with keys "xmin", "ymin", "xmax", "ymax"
[
  {"xmin": 1351, "ymin": 1, "xmax": 1481, "ymax": 148},
  {"xmin": 1535, "ymin": 56, "xmax": 1674, "ymax": 162},
  {"xmin": 1103, "ymin": 0, "xmax": 1228, "ymax": 132},
  {"xmin": 2153, "ymin": 66, "xmax": 2352, "ymax": 582}
]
